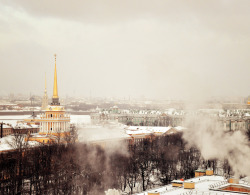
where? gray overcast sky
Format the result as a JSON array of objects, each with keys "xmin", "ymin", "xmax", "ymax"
[{"xmin": 0, "ymin": 0, "xmax": 249, "ymax": 100}]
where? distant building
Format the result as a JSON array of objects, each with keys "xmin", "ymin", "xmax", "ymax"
[
  {"xmin": 0, "ymin": 122, "xmax": 39, "ymax": 138},
  {"xmin": 0, "ymin": 123, "xmax": 13, "ymax": 138},
  {"xmin": 13, "ymin": 122, "xmax": 39, "ymax": 134},
  {"xmin": 220, "ymin": 117, "xmax": 250, "ymax": 131},
  {"xmin": 91, "ymin": 107, "xmax": 184, "ymax": 127}
]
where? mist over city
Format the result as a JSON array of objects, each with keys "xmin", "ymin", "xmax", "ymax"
[{"xmin": 0, "ymin": 0, "xmax": 250, "ymax": 195}]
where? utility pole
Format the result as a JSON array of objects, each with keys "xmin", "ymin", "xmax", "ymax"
[{"xmin": 1, "ymin": 122, "xmax": 3, "ymax": 138}]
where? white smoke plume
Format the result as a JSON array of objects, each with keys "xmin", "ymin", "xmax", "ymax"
[
  {"xmin": 182, "ymin": 115, "xmax": 250, "ymax": 178},
  {"xmin": 77, "ymin": 125, "xmax": 129, "ymax": 155},
  {"xmin": 105, "ymin": 189, "xmax": 121, "ymax": 195}
]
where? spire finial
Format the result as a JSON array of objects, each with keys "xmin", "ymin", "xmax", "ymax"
[{"xmin": 52, "ymin": 54, "xmax": 59, "ymax": 105}]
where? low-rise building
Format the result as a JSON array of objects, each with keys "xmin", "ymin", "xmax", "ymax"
[{"xmin": 0, "ymin": 123, "xmax": 13, "ymax": 137}]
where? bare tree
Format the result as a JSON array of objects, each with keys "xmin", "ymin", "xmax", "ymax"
[{"xmin": 7, "ymin": 130, "xmax": 30, "ymax": 152}]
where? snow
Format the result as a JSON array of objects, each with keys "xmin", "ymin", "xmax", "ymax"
[
  {"xmin": 135, "ymin": 176, "xmax": 250, "ymax": 195},
  {"xmin": 174, "ymin": 126, "xmax": 186, "ymax": 131},
  {"xmin": 0, "ymin": 135, "xmax": 14, "ymax": 151},
  {"xmin": 0, "ymin": 134, "xmax": 43, "ymax": 152},
  {"xmin": 14, "ymin": 123, "xmax": 39, "ymax": 129},
  {"xmin": 125, "ymin": 126, "xmax": 186, "ymax": 135},
  {"xmin": 3, "ymin": 124, "xmax": 12, "ymax": 128}
]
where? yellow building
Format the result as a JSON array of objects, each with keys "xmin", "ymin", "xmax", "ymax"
[
  {"xmin": 27, "ymin": 55, "xmax": 70, "ymax": 144},
  {"xmin": 195, "ymin": 169, "xmax": 206, "ymax": 177},
  {"xmin": 40, "ymin": 54, "xmax": 70, "ymax": 137},
  {"xmin": 184, "ymin": 182, "xmax": 195, "ymax": 189},
  {"xmin": 171, "ymin": 180, "xmax": 183, "ymax": 187}
]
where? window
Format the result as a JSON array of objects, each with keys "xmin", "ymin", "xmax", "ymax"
[{"xmin": 51, "ymin": 114, "xmax": 53, "ymax": 117}]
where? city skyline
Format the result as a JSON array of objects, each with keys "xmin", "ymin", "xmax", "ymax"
[{"xmin": 0, "ymin": 0, "xmax": 250, "ymax": 101}]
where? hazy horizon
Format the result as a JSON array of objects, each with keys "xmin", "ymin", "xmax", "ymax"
[{"xmin": 0, "ymin": 0, "xmax": 249, "ymax": 101}]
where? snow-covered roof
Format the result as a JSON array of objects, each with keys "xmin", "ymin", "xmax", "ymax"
[
  {"xmin": 0, "ymin": 134, "xmax": 42, "ymax": 152},
  {"xmin": 2, "ymin": 124, "xmax": 12, "ymax": 128},
  {"xmin": 14, "ymin": 123, "xmax": 39, "ymax": 129},
  {"xmin": 137, "ymin": 175, "xmax": 249, "ymax": 195}
]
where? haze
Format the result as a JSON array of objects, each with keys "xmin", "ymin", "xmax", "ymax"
[{"xmin": 0, "ymin": 0, "xmax": 249, "ymax": 100}]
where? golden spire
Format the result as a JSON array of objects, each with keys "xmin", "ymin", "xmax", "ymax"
[{"xmin": 53, "ymin": 54, "xmax": 58, "ymax": 98}]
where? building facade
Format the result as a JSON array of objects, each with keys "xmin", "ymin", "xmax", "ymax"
[{"xmin": 39, "ymin": 55, "xmax": 70, "ymax": 136}]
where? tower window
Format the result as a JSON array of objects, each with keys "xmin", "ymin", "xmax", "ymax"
[{"xmin": 51, "ymin": 114, "xmax": 53, "ymax": 117}]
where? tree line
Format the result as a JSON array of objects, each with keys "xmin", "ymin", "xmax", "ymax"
[{"xmin": 0, "ymin": 132, "xmax": 233, "ymax": 194}]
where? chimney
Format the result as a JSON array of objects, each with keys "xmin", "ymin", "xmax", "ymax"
[
  {"xmin": 228, "ymin": 178, "xmax": 239, "ymax": 184},
  {"xmin": 206, "ymin": 168, "xmax": 214, "ymax": 176},
  {"xmin": 184, "ymin": 181, "xmax": 195, "ymax": 189}
]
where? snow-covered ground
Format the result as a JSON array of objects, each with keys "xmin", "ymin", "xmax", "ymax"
[
  {"xmin": 0, "ymin": 135, "xmax": 14, "ymax": 151},
  {"xmin": 0, "ymin": 135, "xmax": 40, "ymax": 152}
]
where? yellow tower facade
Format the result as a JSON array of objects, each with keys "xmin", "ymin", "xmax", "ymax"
[{"xmin": 39, "ymin": 54, "xmax": 70, "ymax": 137}]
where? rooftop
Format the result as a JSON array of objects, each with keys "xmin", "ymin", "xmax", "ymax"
[{"xmin": 135, "ymin": 176, "xmax": 250, "ymax": 195}]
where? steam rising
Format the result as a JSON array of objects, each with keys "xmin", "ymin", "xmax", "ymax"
[
  {"xmin": 183, "ymin": 116, "xmax": 250, "ymax": 177},
  {"xmin": 78, "ymin": 125, "xmax": 129, "ymax": 155}
]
